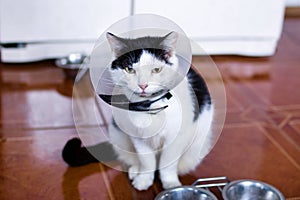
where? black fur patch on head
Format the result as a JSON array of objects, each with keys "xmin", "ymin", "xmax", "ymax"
[
  {"xmin": 110, "ymin": 36, "xmax": 173, "ymax": 70},
  {"xmin": 111, "ymin": 49, "xmax": 143, "ymax": 70}
]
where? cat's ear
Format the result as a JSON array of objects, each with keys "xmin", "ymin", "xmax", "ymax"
[
  {"xmin": 160, "ymin": 31, "xmax": 178, "ymax": 56},
  {"xmin": 106, "ymin": 32, "xmax": 127, "ymax": 57}
]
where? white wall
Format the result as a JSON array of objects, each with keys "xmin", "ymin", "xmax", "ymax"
[{"xmin": 286, "ymin": 0, "xmax": 300, "ymax": 7}]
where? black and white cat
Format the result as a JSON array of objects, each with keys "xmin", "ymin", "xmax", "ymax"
[{"xmin": 103, "ymin": 32, "xmax": 214, "ymax": 190}]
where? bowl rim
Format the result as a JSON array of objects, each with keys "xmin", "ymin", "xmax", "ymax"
[
  {"xmin": 155, "ymin": 185, "xmax": 218, "ymax": 200},
  {"xmin": 222, "ymin": 179, "xmax": 285, "ymax": 200},
  {"xmin": 55, "ymin": 53, "xmax": 89, "ymax": 69}
]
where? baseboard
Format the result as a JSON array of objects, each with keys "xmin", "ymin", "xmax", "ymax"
[
  {"xmin": 1, "ymin": 37, "xmax": 279, "ymax": 63},
  {"xmin": 191, "ymin": 38, "xmax": 278, "ymax": 57},
  {"xmin": 285, "ymin": 6, "xmax": 300, "ymax": 17},
  {"xmin": 1, "ymin": 42, "xmax": 95, "ymax": 63}
]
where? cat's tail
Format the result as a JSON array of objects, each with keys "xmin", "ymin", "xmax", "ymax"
[{"xmin": 62, "ymin": 138, "xmax": 117, "ymax": 167}]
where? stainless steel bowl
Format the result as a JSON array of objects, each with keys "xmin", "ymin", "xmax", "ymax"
[
  {"xmin": 222, "ymin": 180, "xmax": 285, "ymax": 200},
  {"xmin": 55, "ymin": 53, "xmax": 89, "ymax": 80},
  {"xmin": 155, "ymin": 186, "xmax": 218, "ymax": 200},
  {"xmin": 55, "ymin": 53, "xmax": 88, "ymax": 69}
]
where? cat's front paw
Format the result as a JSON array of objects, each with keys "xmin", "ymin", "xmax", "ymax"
[
  {"xmin": 132, "ymin": 173, "xmax": 154, "ymax": 191},
  {"xmin": 162, "ymin": 179, "xmax": 182, "ymax": 189},
  {"xmin": 128, "ymin": 165, "xmax": 139, "ymax": 180}
]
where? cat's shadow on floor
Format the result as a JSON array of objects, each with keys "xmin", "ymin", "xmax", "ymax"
[
  {"xmin": 61, "ymin": 163, "xmax": 156, "ymax": 199},
  {"xmin": 62, "ymin": 163, "xmax": 200, "ymax": 199},
  {"xmin": 62, "ymin": 164, "xmax": 99, "ymax": 200}
]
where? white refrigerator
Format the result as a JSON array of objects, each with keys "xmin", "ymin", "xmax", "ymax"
[{"xmin": 0, "ymin": 0, "xmax": 285, "ymax": 63}]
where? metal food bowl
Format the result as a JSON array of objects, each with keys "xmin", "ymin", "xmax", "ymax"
[
  {"xmin": 155, "ymin": 177, "xmax": 227, "ymax": 200},
  {"xmin": 222, "ymin": 180, "xmax": 285, "ymax": 200},
  {"xmin": 55, "ymin": 53, "xmax": 89, "ymax": 80},
  {"xmin": 155, "ymin": 186, "xmax": 218, "ymax": 200},
  {"xmin": 155, "ymin": 177, "xmax": 285, "ymax": 200}
]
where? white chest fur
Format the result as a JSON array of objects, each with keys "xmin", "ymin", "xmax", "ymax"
[{"xmin": 111, "ymin": 78, "xmax": 192, "ymax": 148}]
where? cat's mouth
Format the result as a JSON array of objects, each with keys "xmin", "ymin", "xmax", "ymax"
[
  {"xmin": 134, "ymin": 89, "xmax": 166, "ymax": 98},
  {"xmin": 134, "ymin": 92, "xmax": 153, "ymax": 98},
  {"xmin": 139, "ymin": 92, "xmax": 151, "ymax": 97}
]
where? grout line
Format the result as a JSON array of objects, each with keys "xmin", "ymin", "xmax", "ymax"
[
  {"xmin": 2, "ymin": 131, "xmax": 97, "ymax": 141},
  {"xmin": 223, "ymin": 80, "xmax": 245, "ymax": 111},
  {"xmin": 289, "ymin": 120, "xmax": 300, "ymax": 137},
  {"xmin": 288, "ymin": 123, "xmax": 300, "ymax": 143},
  {"xmin": 226, "ymin": 108, "xmax": 245, "ymax": 114},
  {"xmin": 279, "ymin": 126, "xmax": 300, "ymax": 148},
  {"xmin": 252, "ymin": 103, "xmax": 300, "ymax": 151},
  {"xmin": 279, "ymin": 114, "xmax": 293, "ymax": 129},
  {"xmin": 243, "ymin": 80, "xmax": 271, "ymax": 107},
  {"xmin": 225, "ymin": 78, "xmax": 257, "ymax": 107},
  {"xmin": 0, "ymin": 125, "xmax": 77, "ymax": 132},
  {"xmin": 287, "ymin": 197, "xmax": 300, "ymax": 200},
  {"xmin": 5, "ymin": 136, "xmax": 36, "ymax": 142},
  {"xmin": 289, "ymin": 119, "xmax": 300, "ymax": 126},
  {"xmin": 223, "ymin": 121, "xmax": 267, "ymax": 129},
  {"xmin": 0, "ymin": 124, "xmax": 107, "ymax": 133},
  {"xmin": 267, "ymin": 121, "xmax": 300, "ymax": 151},
  {"xmin": 98, "ymin": 164, "xmax": 115, "ymax": 200},
  {"xmin": 257, "ymin": 125, "xmax": 300, "ymax": 170},
  {"xmin": 270, "ymin": 104, "xmax": 300, "ymax": 112},
  {"xmin": 239, "ymin": 106, "xmax": 253, "ymax": 119}
]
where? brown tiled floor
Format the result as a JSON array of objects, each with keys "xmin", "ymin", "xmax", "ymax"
[{"xmin": 1, "ymin": 17, "xmax": 300, "ymax": 200}]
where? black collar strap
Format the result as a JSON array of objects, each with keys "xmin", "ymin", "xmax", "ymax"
[{"xmin": 99, "ymin": 92, "xmax": 172, "ymax": 113}]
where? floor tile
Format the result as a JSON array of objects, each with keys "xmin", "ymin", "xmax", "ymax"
[{"xmin": 181, "ymin": 125, "xmax": 300, "ymax": 198}]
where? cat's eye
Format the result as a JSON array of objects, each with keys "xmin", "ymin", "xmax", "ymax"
[
  {"xmin": 124, "ymin": 67, "xmax": 136, "ymax": 74},
  {"xmin": 152, "ymin": 67, "xmax": 162, "ymax": 73}
]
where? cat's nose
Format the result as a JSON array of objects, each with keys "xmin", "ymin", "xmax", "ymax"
[{"xmin": 139, "ymin": 84, "xmax": 148, "ymax": 90}]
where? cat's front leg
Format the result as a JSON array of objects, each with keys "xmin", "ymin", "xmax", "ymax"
[
  {"xmin": 159, "ymin": 160, "xmax": 181, "ymax": 189},
  {"xmin": 130, "ymin": 138, "xmax": 156, "ymax": 191},
  {"xmin": 159, "ymin": 141, "xmax": 186, "ymax": 189}
]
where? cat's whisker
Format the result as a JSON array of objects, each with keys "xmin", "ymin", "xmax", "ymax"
[{"xmin": 100, "ymin": 78, "xmax": 116, "ymax": 84}]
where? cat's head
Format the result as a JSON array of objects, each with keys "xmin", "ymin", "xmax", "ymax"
[{"xmin": 106, "ymin": 32, "xmax": 179, "ymax": 100}]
